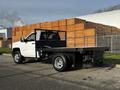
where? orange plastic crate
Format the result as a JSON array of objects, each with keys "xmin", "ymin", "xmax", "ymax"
[
  {"xmin": 41, "ymin": 22, "xmax": 51, "ymax": 28},
  {"xmin": 67, "ymin": 39, "xmax": 75, "ymax": 47},
  {"xmin": 84, "ymin": 28, "xmax": 96, "ymax": 36},
  {"xmin": 67, "ymin": 31, "xmax": 75, "ymax": 38},
  {"xmin": 75, "ymin": 23, "xmax": 85, "ymax": 30},
  {"xmin": 67, "ymin": 25, "xmax": 75, "ymax": 31},
  {"xmin": 75, "ymin": 38, "xmax": 84, "ymax": 44},
  {"xmin": 59, "ymin": 19, "xmax": 67, "ymax": 26},
  {"xmin": 59, "ymin": 26, "xmax": 67, "ymax": 31},
  {"xmin": 52, "ymin": 27, "xmax": 59, "ymax": 30},
  {"xmin": 85, "ymin": 37, "xmax": 96, "ymax": 45},
  {"xmin": 52, "ymin": 21, "xmax": 59, "ymax": 27},
  {"xmin": 67, "ymin": 18, "xmax": 84, "ymax": 25},
  {"xmin": 75, "ymin": 30, "xmax": 84, "ymax": 37}
]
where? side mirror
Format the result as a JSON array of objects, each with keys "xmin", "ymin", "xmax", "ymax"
[{"xmin": 20, "ymin": 37, "xmax": 26, "ymax": 42}]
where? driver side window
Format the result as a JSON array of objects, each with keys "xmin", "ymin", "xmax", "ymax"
[{"xmin": 26, "ymin": 33, "xmax": 35, "ymax": 41}]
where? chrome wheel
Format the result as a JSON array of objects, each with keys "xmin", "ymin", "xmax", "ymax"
[
  {"xmin": 54, "ymin": 57, "xmax": 64, "ymax": 69},
  {"xmin": 14, "ymin": 53, "xmax": 20, "ymax": 63},
  {"xmin": 13, "ymin": 51, "xmax": 23, "ymax": 64},
  {"xmin": 53, "ymin": 54, "xmax": 69, "ymax": 72}
]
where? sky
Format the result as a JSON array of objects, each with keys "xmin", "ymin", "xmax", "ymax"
[{"xmin": 0, "ymin": 0, "xmax": 120, "ymax": 24}]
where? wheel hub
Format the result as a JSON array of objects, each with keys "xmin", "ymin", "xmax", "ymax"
[
  {"xmin": 54, "ymin": 57, "xmax": 63, "ymax": 69},
  {"xmin": 14, "ymin": 54, "xmax": 20, "ymax": 62}
]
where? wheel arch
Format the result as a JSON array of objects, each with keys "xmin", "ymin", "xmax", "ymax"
[
  {"xmin": 12, "ymin": 48, "xmax": 21, "ymax": 56},
  {"xmin": 12, "ymin": 48, "xmax": 20, "ymax": 52}
]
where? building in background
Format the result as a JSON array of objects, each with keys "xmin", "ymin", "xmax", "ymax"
[
  {"xmin": 77, "ymin": 10, "xmax": 120, "ymax": 29},
  {"xmin": 0, "ymin": 25, "xmax": 12, "ymax": 48},
  {"xmin": 0, "ymin": 25, "xmax": 12, "ymax": 39}
]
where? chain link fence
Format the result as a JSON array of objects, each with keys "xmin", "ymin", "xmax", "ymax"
[{"xmin": 96, "ymin": 35, "xmax": 120, "ymax": 53}]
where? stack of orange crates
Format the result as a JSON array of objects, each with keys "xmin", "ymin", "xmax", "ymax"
[
  {"xmin": 65, "ymin": 18, "xmax": 85, "ymax": 47},
  {"xmin": 12, "ymin": 18, "xmax": 120, "ymax": 48}
]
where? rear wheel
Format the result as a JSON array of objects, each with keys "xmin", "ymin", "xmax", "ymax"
[
  {"xmin": 53, "ymin": 54, "xmax": 70, "ymax": 72},
  {"xmin": 13, "ymin": 51, "xmax": 24, "ymax": 64}
]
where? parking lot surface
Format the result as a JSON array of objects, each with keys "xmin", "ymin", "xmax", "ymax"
[{"xmin": 0, "ymin": 55, "xmax": 120, "ymax": 90}]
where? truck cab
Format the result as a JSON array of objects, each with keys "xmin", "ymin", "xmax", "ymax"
[{"xmin": 12, "ymin": 30, "xmax": 66, "ymax": 63}]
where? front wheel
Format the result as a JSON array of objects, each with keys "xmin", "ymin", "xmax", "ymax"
[{"xmin": 13, "ymin": 51, "xmax": 24, "ymax": 64}]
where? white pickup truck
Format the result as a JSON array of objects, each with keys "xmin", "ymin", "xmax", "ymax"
[{"xmin": 12, "ymin": 29, "xmax": 109, "ymax": 71}]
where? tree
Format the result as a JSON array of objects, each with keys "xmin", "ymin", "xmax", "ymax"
[{"xmin": 0, "ymin": 8, "xmax": 21, "ymax": 27}]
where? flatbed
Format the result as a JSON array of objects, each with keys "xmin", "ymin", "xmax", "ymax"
[{"xmin": 42, "ymin": 47, "xmax": 108, "ymax": 52}]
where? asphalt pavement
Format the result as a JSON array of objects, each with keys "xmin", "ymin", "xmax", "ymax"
[
  {"xmin": 0, "ymin": 55, "xmax": 95, "ymax": 90},
  {"xmin": 1, "ymin": 55, "xmax": 120, "ymax": 90}
]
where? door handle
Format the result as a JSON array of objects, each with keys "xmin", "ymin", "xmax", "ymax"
[{"xmin": 32, "ymin": 43, "xmax": 35, "ymax": 44}]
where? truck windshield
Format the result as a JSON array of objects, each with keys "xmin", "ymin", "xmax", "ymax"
[{"xmin": 26, "ymin": 33, "xmax": 35, "ymax": 41}]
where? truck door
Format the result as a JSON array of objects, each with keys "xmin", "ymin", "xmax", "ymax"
[{"xmin": 20, "ymin": 33, "xmax": 36, "ymax": 57}]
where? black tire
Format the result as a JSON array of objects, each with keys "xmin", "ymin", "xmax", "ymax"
[
  {"xmin": 13, "ymin": 51, "xmax": 24, "ymax": 64},
  {"xmin": 93, "ymin": 59, "xmax": 103, "ymax": 67},
  {"xmin": 53, "ymin": 54, "xmax": 69, "ymax": 72}
]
